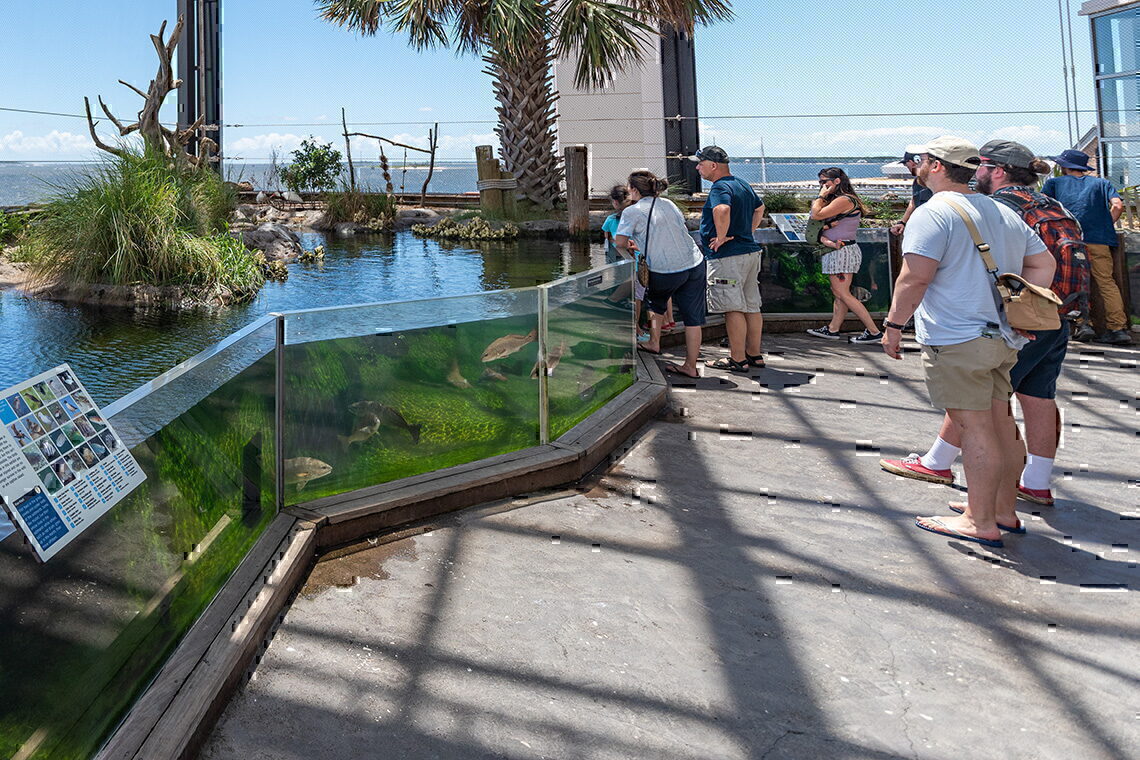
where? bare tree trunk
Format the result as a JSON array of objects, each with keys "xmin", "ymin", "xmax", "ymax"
[
  {"xmin": 342, "ymin": 107, "xmax": 356, "ymax": 190},
  {"xmin": 485, "ymin": 30, "xmax": 562, "ymax": 210},
  {"xmin": 420, "ymin": 123, "xmax": 438, "ymax": 207}
]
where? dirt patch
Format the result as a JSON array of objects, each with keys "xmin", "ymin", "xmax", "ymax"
[
  {"xmin": 301, "ymin": 537, "xmax": 418, "ymax": 597},
  {"xmin": 0, "ymin": 252, "xmax": 30, "ymax": 291}
]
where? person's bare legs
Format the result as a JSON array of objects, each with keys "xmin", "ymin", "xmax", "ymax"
[
  {"xmin": 990, "ymin": 400, "xmax": 1023, "ymax": 527},
  {"xmin": 745, "ymin": 312, "xmax": 763, "ymax": 357},
  {"xmin": 826, "ymin": 276, "xmax": 849, "ymax": 333},
  {"xmin": 828, "ymin": 273, "xmax": 879, "ymax": 333},
  {"xmin": 1017, "ymin": 394, "xmax": 1059, "ymax": 458},
  {"xmin": 725, "ymin": 311, "xmax": 748, "ymax": 362},
  {"xmin": 679, "ymin": 325, "xmax": 702, "ymax": 376},
  {"xmin": 929, "ymin": 405, "xmax": 1004, "ymax": 540},
  {"xmin": 640, "ymin": 309, "xmax": 664, "ymax": 353}
]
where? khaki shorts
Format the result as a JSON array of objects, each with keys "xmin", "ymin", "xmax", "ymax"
[
  {"xmin": 921, "ymin": 336, "xmax": 1018, "ymax": 411},
  {"xmin": 707, "ymin": 251, "xmax": 762, "ymax": 313}
]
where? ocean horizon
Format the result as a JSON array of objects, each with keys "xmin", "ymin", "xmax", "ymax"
[{"xmin": 0, "ymin": 156, "xmax": 902, "ymax": 207}]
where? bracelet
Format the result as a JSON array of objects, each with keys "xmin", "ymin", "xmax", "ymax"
[
  {"xmin": 883, "ymin": 319, "xmax": 906, "ymax": 331},
  {"xmin": 897, "ymin": 220, "xmax": 907, "ymax": 226}
]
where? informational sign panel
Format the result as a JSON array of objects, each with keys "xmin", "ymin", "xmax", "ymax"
[
  {"xmin": 0, "ymin": 365, "xmax": 145, "ymax": 562},
  {"xmin": 770, "ymin": 213, "xmax": 812, "ymax": 243}
]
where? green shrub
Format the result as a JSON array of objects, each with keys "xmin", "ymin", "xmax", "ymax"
[
  {"xmin": 20, "ymin": 149, "xmax": 262, "ymax": 300},
  {"xmin": 281, "ymin": 138, "xmax": 342, "ymax": 193},
  {"xmin": 323, "ymin": 185, "xmax": 397, "ymax": 230},
  {"xmin": 761, "ymin": 190, "xmax": 809, "ymax": 214},
  {"xmin": 0, "ymin": 210, "xmax": 28, "ymax": 244}
]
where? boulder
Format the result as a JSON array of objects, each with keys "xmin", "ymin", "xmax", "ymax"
[
  {"xmin": 242, "ymin": 223, "xmax": 302, "ymax": 262},
  {"xmin": 394, "ymin": 207, "xmax": 441, "ymax": 230},
  {"xmin": 516, "ymin": 219, "xmax": 568, "ymax": 237}
]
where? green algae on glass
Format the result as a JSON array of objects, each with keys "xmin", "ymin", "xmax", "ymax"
[
  {"xmin": 281, "ymin": 286, "xmax": 634, "ymax": 506},
  {"xmin": 763, "ymin": 244, "xmax": 892, "ymax": 313},
  {"xmin": 0, "ymin": 354, "xmax": 277, "ymax": 760}
]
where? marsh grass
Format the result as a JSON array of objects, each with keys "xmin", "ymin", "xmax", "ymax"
[
  {"xmin": 323, "ymin": 185, "xmax": 397, "ymax": 229},
  {"xmin": 20, "ymin": 150, "xmax": 262, "ymax": 299}
]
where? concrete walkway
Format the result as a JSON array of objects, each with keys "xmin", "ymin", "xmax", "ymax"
[{"xmin": 201, "ymin": 335, "xmax": 1139, "ymax": 760}]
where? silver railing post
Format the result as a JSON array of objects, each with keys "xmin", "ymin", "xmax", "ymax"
[
  {"xmin": 273, "ymin": 313, "xmax": 285, "ymax": 511},
  {"xmin": 537, "ymin": 286, "xmax": 550, "ymax": 445}
]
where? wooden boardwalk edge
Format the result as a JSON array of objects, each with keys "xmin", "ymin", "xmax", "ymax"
[{"xmin": 95, "ymin": 369, "xmax": 665, "ymax": 760}]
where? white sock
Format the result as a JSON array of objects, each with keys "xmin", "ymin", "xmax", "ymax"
[
  {"xmin": 920, "ymin": 437, "xmax": 961, "ymax": 471},
  {"xmin": 1020, "ymin": 454, "xmax": 1054, "ymax": 491}
]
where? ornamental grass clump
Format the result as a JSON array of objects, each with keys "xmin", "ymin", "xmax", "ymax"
[
  {"xmin": 323, "ymin": 185, "xmax": 397, "ymax": 230},
  {"xmin": 21, "ymin": 149, "xmax": 263, "ymax": 301}
]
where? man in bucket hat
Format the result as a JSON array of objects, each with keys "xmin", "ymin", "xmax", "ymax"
[
  {"xmin": 1042, "ymin": 150, "xmax": 1129, "ymax": 344},
  {"xmin": 880, "ymin": 136, "xmax": 1055, "ymax": 549}
]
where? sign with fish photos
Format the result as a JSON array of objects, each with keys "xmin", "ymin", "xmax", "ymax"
[
  {"xmin": 770, "ymin": 213, "xmax": 812, "ymax": 243},
  {"xmin": 0, "ymin": 365, "xmax": 146, "ymax": 562}
]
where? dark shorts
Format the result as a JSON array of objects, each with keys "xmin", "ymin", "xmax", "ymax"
[
  {"xmin": 646, "ymin": 260, "xmax": 708, "ymax": 327},
  {"xmin": 1010, "ymin": 324, "xmax": 1069, "ymax": 399}
]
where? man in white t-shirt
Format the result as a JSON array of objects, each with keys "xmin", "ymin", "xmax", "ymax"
[{"xmin": 881, "ymin": 136, "xmax": 1055, "ymax": 549}]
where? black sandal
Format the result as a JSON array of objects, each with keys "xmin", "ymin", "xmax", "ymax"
[
  {"xmin": 746, "ymin": 354, "xmax": 765, "ymax": 369},
  {"xmin": 704, "ymin": 356, "xmax": 750, "ymax": 373}
]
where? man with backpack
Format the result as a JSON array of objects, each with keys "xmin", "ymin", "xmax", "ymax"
[
  {"xmin": 880, "ymin": 140, "xmax": 1087, "ymax": 510},
  {"xmin": 1042, "ymin": 150, "xmax": 1129, "ymax": 345}
]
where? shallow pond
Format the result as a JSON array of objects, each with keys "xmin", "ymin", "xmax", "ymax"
[{"xmin": 0, "ymin": 231, "xmax": 606, "ymax": 402}]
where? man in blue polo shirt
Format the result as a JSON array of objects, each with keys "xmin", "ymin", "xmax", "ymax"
[
  {"xmin": 692, "ymin": 146, "xmax": 766, "ymax": 372},
  {"xmin": 1042, "ymin": 149, "xmax": 1128, "ymax": 345}
]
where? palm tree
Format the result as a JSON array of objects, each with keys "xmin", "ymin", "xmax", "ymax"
[{"xmin": 316, "ymin": 1, "xmax": 732, "ymax": 210}]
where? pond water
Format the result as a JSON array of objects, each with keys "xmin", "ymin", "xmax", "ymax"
[{"xmin": 0, "ymin": 231, "xmax": 606, "ymax": 405}]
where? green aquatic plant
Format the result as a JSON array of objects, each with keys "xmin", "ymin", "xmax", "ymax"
[
  {"xmin": 19, "ymin": 149, "xmax": 263, "ymax": 299},
  {"xmin": 413, "ymin": 215, "xmax": 519, "ymax": 240}
]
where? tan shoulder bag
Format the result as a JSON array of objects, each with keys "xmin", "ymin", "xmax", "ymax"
[{"xmin": 942, "ymin": 198, "xmax": 1062, "ymax": 332}]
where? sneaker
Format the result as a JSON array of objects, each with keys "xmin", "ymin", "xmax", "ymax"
[
  {"xmin": 806, "ymin": 326, "xmax": 842, "ymax": 339},
  {"xmin": 1093, "ymin": 329, "xmax": 1133, "ymax": 345},
  {"xmin": 849, "ymin": 329, "xmax": 884, "ymax": 344},
  {"xmin": 879, "ymin": 453, "xmax": 955, "ymax": 485},
  {"xmin": 1072, "ymin": 323, "xmax": 1096, "ymax": 342},
  {"xmin": 1017, "ymin": 484, "xmax": 1054, "ymax": 506}
]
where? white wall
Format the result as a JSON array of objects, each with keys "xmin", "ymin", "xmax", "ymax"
[{"xmin": 554, "ymin": 34, "xmax": 667, "ymax": 194}]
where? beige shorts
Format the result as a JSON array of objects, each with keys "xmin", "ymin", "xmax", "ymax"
[
  {"xmin": 921, "ymin": 336, "xmax": 1018, "ymax": 411},
  {"xmin": 707, "ymin": 251, "xmax": 762, "ymax": 313}
]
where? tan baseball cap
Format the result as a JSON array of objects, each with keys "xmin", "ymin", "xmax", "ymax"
[{"xmin": 914, "ymin": 136, "xmax": 981, "ymax": 170}]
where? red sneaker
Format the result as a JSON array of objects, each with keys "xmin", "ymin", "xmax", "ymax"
[
  {"xmin": 1017, "ymin": 485, "xmax": 1054, "ymax": 506},
  {"xmin": 880, "ymin": 453, "xmax": 955, "ymax": 485}
]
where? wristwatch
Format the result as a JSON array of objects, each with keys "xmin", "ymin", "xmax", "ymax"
[{"xmin": 883, "ymin": 319, "xmax": 906, "ymax": 331}]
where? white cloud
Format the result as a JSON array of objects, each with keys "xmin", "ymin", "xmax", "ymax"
[
  {"xmin": 418, "ymin": 107, "xmax": 433, "ymax": 112},
  {"xmin": 0, "ymin": 129, "xmax": 100, "ymax": 158},
  {"xmin": 316, "ymin": 114, "xmax": 328, "ymax": 121},
  {"xmin": 227, "ymin": 132, "xmax": 307, "ymax": 158}
]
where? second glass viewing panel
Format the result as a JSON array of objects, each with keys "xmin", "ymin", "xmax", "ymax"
[{"xmin": 280, "ymin": 289, "xmax": 542, "ymax": 506}]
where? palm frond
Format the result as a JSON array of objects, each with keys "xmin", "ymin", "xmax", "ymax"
[
  {"xmin": 626, "ymin": 0, "xmax": 733, "ymax": 32},
  {"xmin": 554, "ymin": 0, "xmax": 656, "ymax": 90},
  {"xmin": 315, "ymin": 0, "xmax": 386, "ymax": 34}
]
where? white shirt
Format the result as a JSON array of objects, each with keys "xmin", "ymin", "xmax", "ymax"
[
  {"xmin": 616, "ymin": 197, "xmax": 704, "ymax": 274},
  {"xmin": 903, "ymin": 191, "xmax": 1046, "ymax": 348}
]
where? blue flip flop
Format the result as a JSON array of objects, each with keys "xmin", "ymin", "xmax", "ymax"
[
  {"xmin": 915, "ymin": 516, "xmax": 1004, "ymax": 548},
  {"xmin": 948, "ymin": 504, "xmax": 1026, "ymax": 534}
]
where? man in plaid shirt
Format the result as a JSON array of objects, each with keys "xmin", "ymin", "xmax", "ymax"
[{"xmin": 880, "ymin": 140, "xmax": 1087, "ymax": 509}]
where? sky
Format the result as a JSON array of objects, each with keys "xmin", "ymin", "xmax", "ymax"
[{"xmin": 0, "ymin": 0, "xmax": 1098, "ymax": 163}]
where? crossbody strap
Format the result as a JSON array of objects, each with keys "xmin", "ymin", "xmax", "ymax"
[
  {"xmin": 641, "ymin": 196, "xmax": 657, "ymax": 264},
  {"xmin": 941, "ymin": 197, "xmax": 1013, "ymax": 302}
]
